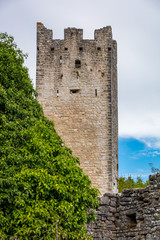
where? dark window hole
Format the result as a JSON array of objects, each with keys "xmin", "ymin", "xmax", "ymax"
[
  {"xmin": 95, "ymin": 89, "xmax": 97, "ymax": 96},
  {"xmin": 108, "ymin": 47, "xmax": 112, "ymax": 51},
  {"xmin": 126, "ymin": 213, "xmax": 137, "ymax": 228},
  {"xmin": 70, "ymin": 89, "xmax": 80, "ymax": 94},
  {"xmin": 51, "ymin": 47, "xmax": 54, "ymax": 51},
  {"xmin": 75, "ymin": 59, "xmax": 81, "ymax": 68},
  {"xmin": 65, "ymin": 48, "xmax": 68, "ymax": 51},
  {"xmin": 97, "ymin": 47, "xmax": 101, "ymax": 51},
  {"xmin": 79, "ymin": 47, "xmax": 83, "ymax": 51}
]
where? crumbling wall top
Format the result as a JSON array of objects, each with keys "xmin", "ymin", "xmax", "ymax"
[
  {"xmin": 37, "ymin": 23, "xmax": 114, "ymax": 43},
  {"xmin": 94, "ymin": 26, "xmax": 112, "ymax": 41},
  {"xmin": 37, "ymin": 22, "xmax": 53, "ymax": 44},
  {"xmin": 64, "ymin": 28, "xmax": 83, "ymax": 40}
]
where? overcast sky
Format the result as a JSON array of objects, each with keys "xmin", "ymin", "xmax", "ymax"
[{"xmin": 1, "ymin": 0, "xmax": 160, "ymax": 178}]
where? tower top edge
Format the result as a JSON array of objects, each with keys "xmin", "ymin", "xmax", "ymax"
[{"xmin": 37, "ymin": 22, "xmax": 114, "ymax": 41}]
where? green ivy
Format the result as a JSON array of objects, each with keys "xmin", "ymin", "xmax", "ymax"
[{"xmin": 0, "ymin": 33, "xmax": 99, "ymax": 239}]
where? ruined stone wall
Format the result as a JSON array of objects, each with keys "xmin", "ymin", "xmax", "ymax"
[
  {"xmin": 88, "ymin": 173, "xmax": 160, "ymax": 240},
  {"xmin": 36, "ymin": 23, "xmax": 118, "ymax": 195}
]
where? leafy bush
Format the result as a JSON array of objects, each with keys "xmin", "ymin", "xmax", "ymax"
[
  {"xmin": 118, "ymin": 176, "xmax": 149, "ymax": 193},
  {"xmin": 0, "ymin": 33, "xmax": 99, "ymax": 239}
]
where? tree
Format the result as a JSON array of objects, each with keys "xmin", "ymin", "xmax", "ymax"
[
  {"xmin": 0, "ymin": 33, "xmax": 99, "ymax": 239},
  {"xmin": 118, "ymin": 176, "xmax": 149, "ymax": 193},
  {"xmin": 149, "ymin": 163, "xmax": 160, "ymax": 174}
]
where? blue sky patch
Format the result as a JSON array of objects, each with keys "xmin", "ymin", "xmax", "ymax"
[{"xmin": 119, "ymin": 137, "xmax": 160, "ymax": 181}]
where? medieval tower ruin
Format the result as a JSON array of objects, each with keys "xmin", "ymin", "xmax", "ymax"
[{"xmin": 36, "ymin": 23, "xmax": 118, "ymax": 195}]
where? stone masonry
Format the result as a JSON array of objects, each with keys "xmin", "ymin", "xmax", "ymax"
[
  {"xmin": 88, "ymin": 173, "xmax": 160, "ymax": 240},
  {"xmin": 36, "ymin": 23, "xmax": 118, "ymax": 195}
]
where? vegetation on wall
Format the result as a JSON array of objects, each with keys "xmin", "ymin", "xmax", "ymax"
[
  {"xmin": 0, "ymin": 33, "xmax": 99, "ymax": 239},
  {"xmin": 149, "ymin": 163, "xmax": 160, "ymax": 174},
  {"xmin": 118, "ymin": 176, "xmax": 149, "ymax": 193}
]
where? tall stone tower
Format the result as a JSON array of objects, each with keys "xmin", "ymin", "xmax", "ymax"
[{"xmin": 36, "ymin": 23, "xmax": 118, "ymax": 195}]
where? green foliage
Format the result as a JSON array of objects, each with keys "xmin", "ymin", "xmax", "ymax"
[
  {"xmin": 149, "ymin": 163, "xmax": 160, "ymax": 174},
  {"xmin": 118, "ymin": 176, "xmax": 149, "ymax": 193},
  {"xmin": 0, "ymin": 33, "xmax": 99, "ymax": 239}
]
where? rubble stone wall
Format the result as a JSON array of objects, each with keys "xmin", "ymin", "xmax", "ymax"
[{"xmin": 88, "ymin": 173, "xmax": 160, "ymax": 240}]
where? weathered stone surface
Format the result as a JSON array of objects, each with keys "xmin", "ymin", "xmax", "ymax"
[
  {"xmin": 36, "ymin": 23, "xmax": 118, "ymax": 195},
  {"xmin": 88, "ymin": 173, "xmax": 160, "ymax": 239},
  {"xmin": 35, "ymin": 23, "xmax": 160, "ymax": 239}
]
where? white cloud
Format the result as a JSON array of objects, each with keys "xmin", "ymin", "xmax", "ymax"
[
  {"xmin": 0, "ymin": 0, "xmax": 160, "ymax": 146},
  {"xmin": 119, "ymin": 172, "xmax": 151, "ymax": 181},
  {"xmin": 139, "ymin": 138, "xmax": 160, "ymax": 149}
]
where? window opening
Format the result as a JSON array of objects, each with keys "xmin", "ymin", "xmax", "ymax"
[
  {"xmin": 70, "ymin": 89, "xmax": 79, "ymax": 94},
  {"xmin": 37, "ymin": 47, "xmax": 39, "ymax": 51},
  {"xmin": 97, "ymin": 47, "xmax": 101, "ymax": 51},
  {"xmin": 108, "ymin": 47, "xmax": 112, "ymax": 51},
  {"xmin": 57, "ymin": 90, "xmax": 59, "ymax": 97},
  {"xmin": 60, "ymin": 56, "xmax": 62, "ymax": 64},
  {"xmin": 75, "ymin": 60, "xmax": 81, "ymax": 68},
  {"xmin": 126, "ymin": 213, "xmax": 137, "ymax": 228},
  {"xmin": 79, "ymin": 47, "xmax": 83, "ymax": 52},
  {"xmin": 65, "ymin": 47, "xmax": 68, "ymax": 51},
  {"xmin": 76, "ymin": 71, "xmax": 80, "ymax": 79},
  {"xmin": 95, "ymin": 89, "xmax": 97, "ymax": 96},
  {"xmin": 101, "ymin": 72, "xmax": 104, "ymax": 77},
  {"xmin": 51, "ymin": 47, "xmax": 54, "ymax": 51}
]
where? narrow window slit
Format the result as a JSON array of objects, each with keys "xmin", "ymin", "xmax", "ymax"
[
  {"xmin": 95, "ymin": 89, "xmax": 97, "ymax": 96},
  {"xmin": 51, "ymin": 47, "xmax": 54, "ymax": 51},
  {"xmin": 76, "ymin": 71, "xmax": 80, "ymax": 79},
  {"xmin": 60, "ymin": 56, "xmax": 62, "ymax": 64},
  {"xmin": 57, "ymin": 90, "xmax": 59, "ymax": 97}
]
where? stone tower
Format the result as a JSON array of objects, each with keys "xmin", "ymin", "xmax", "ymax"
[{"xmin": 36, "ymin": 23, "xmax": 118, "ymax": 195}]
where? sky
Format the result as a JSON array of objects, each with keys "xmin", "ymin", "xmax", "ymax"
[{"xmin": 0, "ymin": 0, "xmax": 160, "ymax": 181}]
